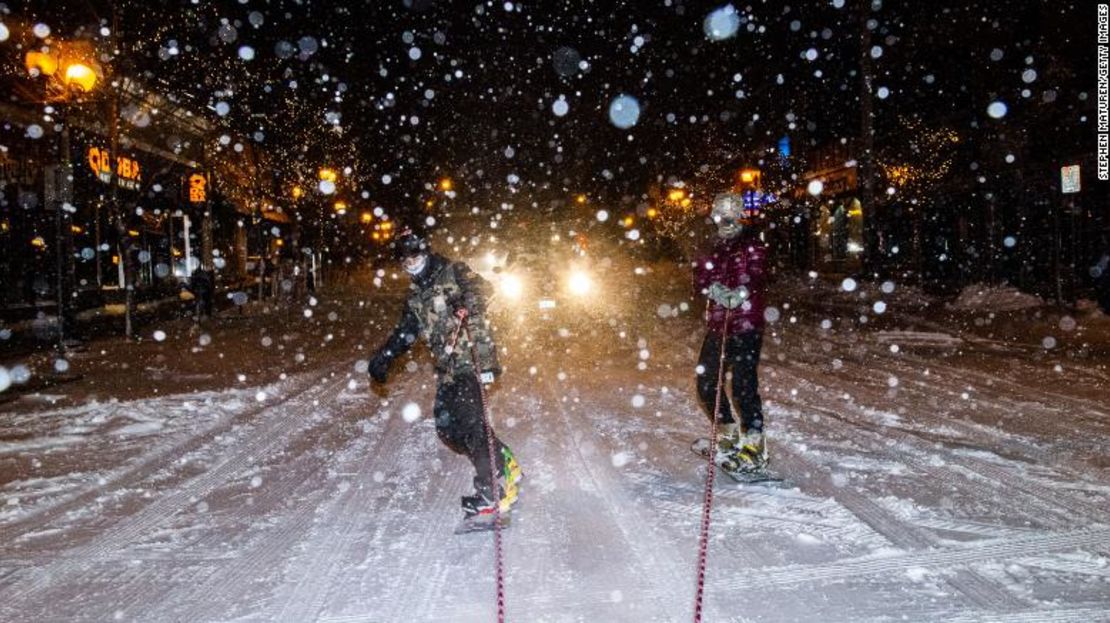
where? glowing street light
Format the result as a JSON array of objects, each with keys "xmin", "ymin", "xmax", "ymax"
[
  {"xmin": 291, "ymin": 185, "xmax": 304, "ymax": 199},
  {"xmin": 63, "ymin": 63, "xmax": 97, "ymax": 92},
  {"xmin": 333, "ymin": 200, "xmax": 348, "ymax": 215},
  {"xmin": 438, "ymin": 177, "xmax": 453, "ymax": 192},
  {"xmin": 360, "ymin": 212, "xmax": 373, "ymax": 224},
  {"xmin": 318, "ymin": 168, "xmax": 338, "ymax": 183},
  {"xmin": 738, "ymin": 168, "xmax": 762, "ymax": 191},
  {"xmin": 25, "ymin": 51, "xmax": 59, "ymax": 77},
  {"xmin": 25, "ymin": 49, "xmax": 100, "ymax": 95}
]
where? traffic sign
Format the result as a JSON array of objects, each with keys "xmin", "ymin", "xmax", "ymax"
[{"xmin": 1060, "ymin": 165, "xmax": 1081, "ymax": 194}]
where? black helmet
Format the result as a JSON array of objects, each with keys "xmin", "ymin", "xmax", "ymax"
[{"xmin": 393, "ymin": 227, "xmax": 429, "ymax": 259}]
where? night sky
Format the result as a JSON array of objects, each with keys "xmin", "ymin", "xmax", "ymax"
[{"xmin": 6, "ymin": 0, "xmax": 1096, "ymax": 220}]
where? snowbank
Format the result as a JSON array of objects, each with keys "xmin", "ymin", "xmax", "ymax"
[{"xmin": 947, "ymin": 284, "xmax": 1043, "ymax": 312}]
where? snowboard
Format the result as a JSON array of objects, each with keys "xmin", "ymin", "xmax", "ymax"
[
  {"xmin": 454, "ymin": 510, "xmax": 512, "ymax": 535},
  {"xmin": 690, "ymin": 437, "xmax": 789, "ymax": 486}
]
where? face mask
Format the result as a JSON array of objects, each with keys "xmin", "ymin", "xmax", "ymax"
[
  {"xmin": 715, "ymin": 216, "xmax": 742, "ymax": 239},
  {"xmin": 711, "ymin": 193, "xmax": 744, "ymax": 239},
  {"xmin": 403, "ymin": 254, "xmax": 427, "ymax": 276}
]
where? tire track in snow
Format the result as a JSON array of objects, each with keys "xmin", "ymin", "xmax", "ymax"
[
  {"xmin": 0, "ymin": 365, "xmax": 353, "ymax": 618},
  {"xmin": 539, "ymin": 377, "xmax": 692, "ymax": 621},
  {"xmin": 773, "ymin": 366, "xmax": 1104, "ymax": 525},
  {"xmin": 704, "ymin": 525, "xmax": 1110, "ymax": 592},
  {"xmin": 771, "ymin": 420, "xmax": 1031, "ymax": 610},
  {"xmin": 135, "ymin": 390, "xmax": 389, "ymax": 622},
  {"xmin": 275, "ymin": 403, "xmax": 450, "ymax": 623},
  {"xmin": 0, "ymin": 365, "xmax": 339, "ymax": 548}
]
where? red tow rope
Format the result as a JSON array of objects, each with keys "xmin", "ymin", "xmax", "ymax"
[
  {"xmin": 461, "ymin": 321, "xmax": 507, "ymax": 623},
  {"xmin": 693, "ymin": 306, "xmax": 731, "ymax": 622}
]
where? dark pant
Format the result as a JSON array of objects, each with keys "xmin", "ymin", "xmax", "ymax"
[
  {"xmin": 696, "ymin": 330, "xmax": 764, "ymax": 432},
  {"xmin": 434, "ymin": 372, "xmax": 507, "ymax": 492}
]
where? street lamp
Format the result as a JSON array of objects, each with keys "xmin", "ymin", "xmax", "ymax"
[
  {"xmin": 25, "ymin": 51, "xmax": 59, "ymax": 77},
  {"xmin": 318, "ymin": 168, "xmax": 338, "ymax": 183},
  {"xmin": 63, "ymin": 63, "xmax": 98, "ymax": 92},
  {"xmin": 25, "ymin": 50, "xmax": 100, "ymax": 95},
  {"xmin": 438, "ymin": 177, "xmax": 453, "ymax": 192},
  {"xmin": 24, "ymin": 45, "xmax": 102, "ymax": 353}
]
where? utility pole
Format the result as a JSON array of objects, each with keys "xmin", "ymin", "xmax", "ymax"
[
  {"xmin": 858, "ymin": 0, "xmax": 877, "ymax": 275},
  {"xmin": 51, "ymin": 124, "xmax": 73, "ymax": 353},
  {"xmin": 106, "ymin": 2, "xmax": 134, "ymax": 339}
]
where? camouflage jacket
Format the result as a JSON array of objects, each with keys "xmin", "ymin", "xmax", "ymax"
[{"xmin": 376, "ymin": 254, "xmax": 499, "ymax": 380}]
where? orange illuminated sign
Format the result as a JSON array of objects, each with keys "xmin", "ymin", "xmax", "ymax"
[
  {"xmin": 188, "ymin": 173, "xmax": 208, "ymax": 203},
  {"xmin": 86, "ymin": 146, "xmax": 141, "ymax": 190}
]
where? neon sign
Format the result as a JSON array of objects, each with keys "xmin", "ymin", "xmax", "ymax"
[{"xmin": 86, "ymin": 146, "xmax": 141, "ymax": 190}]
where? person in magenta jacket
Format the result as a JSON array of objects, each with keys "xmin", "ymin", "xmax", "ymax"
[{"xmin": 693, "ymin": 192, "xmax": 769, "ymax": 473}]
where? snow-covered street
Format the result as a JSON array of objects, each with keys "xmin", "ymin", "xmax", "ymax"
[{"xmin": 1, "ymin": 272, "xmax": 1108, "ymax": 622}]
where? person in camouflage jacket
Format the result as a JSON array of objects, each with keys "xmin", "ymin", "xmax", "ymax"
[{"xmin": 368, "ymin": 228, "xmax": 520, "ymax": 518}]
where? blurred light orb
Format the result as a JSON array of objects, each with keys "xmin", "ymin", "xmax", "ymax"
[
  {"xmin": 568, "ymin": 271, "xmax": 592, "ymax": 296},
  {"xmin": 552, "ymin": 97, "xmax": 569, "ymax": 117},
  {"xmin": 551, "ymin": 46, "xmax": 582, "ymax": 76},
  {"xmin": 704, "ymin": 4, "xmax": 740, "ymax": 41},
  {"xmin": 987, "ymin": 101, "xmax": 1007, "ymax": 119},
  {"xmin": 319, "ymin": 180, "xmax": 336, "ymax": 195},
  {"xmin": 402, "ymin": 402, "xmax": 422, "ymax": 423},
  {"xmin": 0, "ymin": 22, "xmax": 10, "ymax": 43},
  {"xmin": 608, "ymin": 95, "xmax": 641, "ymax": 129},
  {"xmin": 274, "ymin": 40, "xmax": 296, "ymax": 59},
  {"xmin": 500, "ymin": 274, "xmax": 524, "ymax": 300},
  {"xmin": 298, "ymin": 36, "xmax": 319, "ymax": 55},
  {"xmin": 807, "ymin": 180, "xmax": 824, "ymax": 196},
  {"xmin": 238, "ymin": 46, "xmax": 255, "ymax": 61}
]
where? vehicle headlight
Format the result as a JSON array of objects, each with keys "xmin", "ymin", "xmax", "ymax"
[
  {"xmin": 500, "ymin": 273, "xmax": 525, "ymax": 300},
  {"xmin": 567, "ymin": 270, "xmax": 593, "ymax": 297}
]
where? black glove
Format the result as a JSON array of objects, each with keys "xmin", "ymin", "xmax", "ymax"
[{"xmin": 368, "ymin": 353, "xmax": 390, "ymax": 384}]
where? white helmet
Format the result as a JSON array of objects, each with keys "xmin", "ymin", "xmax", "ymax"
[{"xmin": 711, "ymin": 192, "xmax": 744, "ymax": 238}]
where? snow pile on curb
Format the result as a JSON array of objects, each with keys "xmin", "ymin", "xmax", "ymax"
[{"xmin": 947, "ymin": 284, "xmax": 1043, "ymax": 312}]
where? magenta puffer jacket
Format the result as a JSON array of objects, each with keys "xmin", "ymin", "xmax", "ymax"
[{"xmin": 693, "ymin": 233, "xmax": 768, "ymax": 335}]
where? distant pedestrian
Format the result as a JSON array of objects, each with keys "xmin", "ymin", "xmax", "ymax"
[{"xmin": 186, "ymin": 268, "xmax": 215, "ymax": 320}]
